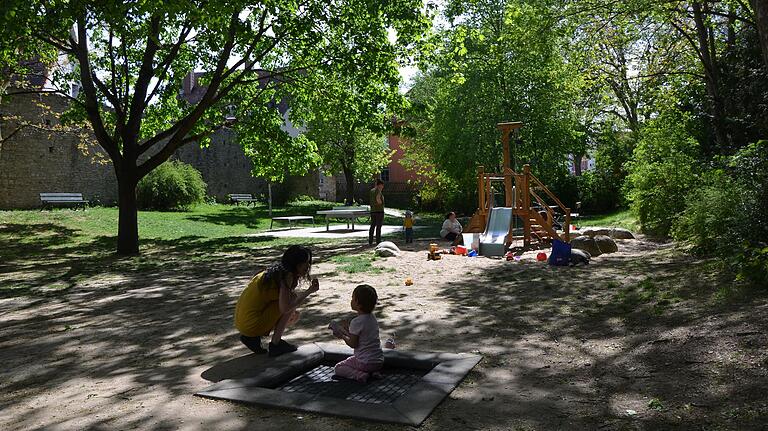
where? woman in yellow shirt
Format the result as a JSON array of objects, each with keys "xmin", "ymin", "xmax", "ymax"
[{"xmin": 234, "ymin": 245, "xmax": 319, "ymax": 357}]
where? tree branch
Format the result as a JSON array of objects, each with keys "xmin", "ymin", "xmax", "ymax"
[{"xmin": 72, "ymin": 17, "xmax": 121, "ymax": 167}]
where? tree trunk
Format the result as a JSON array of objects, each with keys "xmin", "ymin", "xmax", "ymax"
[
  {"xmin": 692, "ymin": 1, "xmax": 729, "ymax": 151},
  {"xmin": 116, "ymin": 173, "xmax": 139, "ymax": 255},
  {"xmin": 753, "ymin": 0, "xmax": 768, "ymax": 71},
  {"xmin": 573, "ymin": 154, "xmax": 582, "ymax": 176},
  {"xmin": 342, "ymin": 166, "xmax": 355, "ymax": 206}
]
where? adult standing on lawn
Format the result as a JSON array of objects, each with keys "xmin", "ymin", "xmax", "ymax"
[
  {"xmin": 234, "ymin": 245, "xmax": 319, "ymax": 357},
  {"xmin": 369, "ymin": 179, "xmax": 385, "ymax": 245}
]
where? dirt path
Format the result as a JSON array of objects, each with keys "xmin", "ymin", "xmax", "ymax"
[{"xmin": 1, "ymin": 237, "xmax": 767, "ymax": 430}]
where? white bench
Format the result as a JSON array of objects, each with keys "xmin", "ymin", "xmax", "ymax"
[
  {"xmin": 270, "ymin": 216, "xmax": 315, "ymax": 230},
  {"xmin": 40, "ymin": 193, "xmax": 87, "ymax": 209},
  {"xmin": 228, "ymin": 193, "xmax": 259, "ymax": 205}
]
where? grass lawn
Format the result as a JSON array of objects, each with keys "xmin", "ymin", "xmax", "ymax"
[
  {"xmin": 0, "ymin": 202, "xmax": 445, "ymax": 297},
  {"xmin": 575, "ymin": 208, "xmax": 640, "ymax": 232}
]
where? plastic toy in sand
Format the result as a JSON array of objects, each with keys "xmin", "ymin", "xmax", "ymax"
[
  {"xmin": 455, "ymin": 245, "xmax": 468, "ymax": 256},
  {"xmin": 405, "ymin": 277, "xmax": 414, "ymax": 286},
  {"xmin": 467, "ymin": 249, "xmax": 478, "ymax": 257},
  {"xmin": 536, "ymin": 252, "xmax": 547, "ymax": 262},
  {"xmin": 427, "ymin": 243, "xmax": 442, "ymax": 261}
]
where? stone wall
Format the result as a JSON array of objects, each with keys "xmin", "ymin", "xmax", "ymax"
[
  {"xmin": 1, "ymin": 91, "xmax": 335, "ymax": 209},
  {"xmin": 174, "ymin": 130, "xmax": 269, "ymax": 201},
  {"xmin": 0, "ymin": 91, "xmax": 118, "ymax": 209}
]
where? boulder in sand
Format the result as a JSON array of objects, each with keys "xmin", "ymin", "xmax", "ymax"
[
  {"xmin": 582, "ymin": 227, "xmax": 611, "ymax": 237},
  {"xmin": 375, "ymin": 241, "xmax": 400, "ymax": 257},
  {"xmin": 594, "ymin": 235, "xmax": 618, "ymax": 253},
  {"xmin": 610, "ymin": 228, "xmax": 635, "ymax": 239},
  {"xmin": 571, "ymin": 235, "xmax": 602, "ymax": 257},
  {"xmin": 570, "ymin": 248, "xmax": 591, "ymax": 266}
]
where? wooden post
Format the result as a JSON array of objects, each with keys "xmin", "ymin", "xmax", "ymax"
[
  {"xmin": 522, "ymin": 164, "xmax": 531, "ymax": 247},
  {"xmin": 501, "ymin": 126, "xmax": 511, "ymax": 171},
  {"xmin": 504, "ymin": 168, "xmax": 513, "ymax": 207},
  {"xmin": 478, "ymin": 165, "xmax": 485, "ymax": 213}
]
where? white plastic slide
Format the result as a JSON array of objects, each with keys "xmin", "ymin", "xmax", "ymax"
[{"xmin": 479, "ymin": 207, "xmax": 513, "ymax": 257}]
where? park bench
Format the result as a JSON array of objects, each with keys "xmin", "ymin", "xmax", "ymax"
[
  {"xmin": 39, "ymin": 193, "xmax": 88, "ymax": 209},
  {"xmin": 270, "ymin": 216, "xmax": 315, "ymax": 230},
  {"xmin": 228, "ymin": 193, "xmax": 259, "ymax": 205}
]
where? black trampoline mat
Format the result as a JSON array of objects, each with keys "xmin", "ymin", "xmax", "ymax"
[
  {"xmin": 278, "ymin": 362, "xmax": 427, "ymax": 404},
  {"xmin": 195, "ymin": 343, "xmax": 481, "ymax": 426}
]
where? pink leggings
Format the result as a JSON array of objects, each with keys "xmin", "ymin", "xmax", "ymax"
[{"xmin": 334, "ymin": 356, "xmax": 383, "ymax": 382}]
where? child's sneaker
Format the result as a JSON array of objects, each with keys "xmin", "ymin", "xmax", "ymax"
[{"xmin": 268, "ymin": 340, "xmax": 298, "ymax": 357}]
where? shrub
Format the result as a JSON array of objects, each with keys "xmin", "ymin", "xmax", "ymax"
[
  {"xmin": 672, "ymin": 141, "xmax": 768, "ymax": 287},
  {"xmin": 625, "ymin": 106, "xmax": 700, "ymax": 236},
  {"xmin": 672, "ymin": 171, "xmax": 736, "ymax": 254},
  {"xmin": 136, "ymin": 160, "xmax": 207, "ymax": 210}
]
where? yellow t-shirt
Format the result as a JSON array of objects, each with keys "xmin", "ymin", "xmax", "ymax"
[
  {"xmin": 404, "ymin": 218, "xmax": 414, "ymax": 228},
  {"xmin": 234, "ymin": 271, "xmax": 281, "ymax": 337}
]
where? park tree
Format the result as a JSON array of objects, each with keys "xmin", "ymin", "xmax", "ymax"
[
  {"xmin": 298, "ymin": 74, "xmax": 398, "ymax": 206},
  {"xmin": 403, "ymin": 0, "xmax": 584, "ymax": 210},
  {"xmin": 4, "ymin": 0, "xmax": 428, "ymax": 255}
]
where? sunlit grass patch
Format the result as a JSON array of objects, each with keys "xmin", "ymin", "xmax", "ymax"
[{"xmin": 330, "ymin": 254, "xmax": 394, "ymax": 274}]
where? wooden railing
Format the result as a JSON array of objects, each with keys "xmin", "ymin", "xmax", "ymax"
[{"xmin": 470, "ymin": 164, "xmax": 571, "ymax": 243}]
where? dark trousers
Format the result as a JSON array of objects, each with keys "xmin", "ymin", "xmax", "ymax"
[
  {"xmin": 405, "ymin": 227, "xmax": 413, "ymax": 243},
  {"xmin": 369, "ymin": 212, "xmax": 384, "ymax": 245}
]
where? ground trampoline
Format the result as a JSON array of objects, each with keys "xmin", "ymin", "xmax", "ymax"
[{"xmin": 195, "ymin": 343, "xmax": 481, "ymax": 426}]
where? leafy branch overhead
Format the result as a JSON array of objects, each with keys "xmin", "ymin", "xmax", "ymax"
[{"xmin": 0, "ymin": 0, "xmax": 429, "ymax": 254}]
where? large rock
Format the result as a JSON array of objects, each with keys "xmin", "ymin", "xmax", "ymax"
[
  {"xmin": 375, "ymin": 241, "xmax": 400, "ymax": 257},
  {"xmin": 581, "ymin": 226, "xmax": 636, "ymax": 240},
  {"xmin": 570, "ymin": 248, "xmax": 591, "ymax": 266},
  {"xmin": 594, "ymin": 235, "xmax": 618, "ymax": 253},
  {"xmin": 571, "ymin": 235, "xmax": 602, "ymax": 257},
  {"xmin": 582, "ymin": 227, "xmax": 611, "ymax": 237},
  {"xmin": 610, "ymin": 228, "xmax": 635, "ymax": 239}
]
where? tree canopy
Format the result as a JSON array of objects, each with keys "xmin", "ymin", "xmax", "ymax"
[{"xmin": 2, "ymin": 0, "xmax": 429, "ymax": 254}]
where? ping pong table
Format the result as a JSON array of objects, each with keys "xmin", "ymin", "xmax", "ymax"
[{"xmin": 315, "ymin": 206, "xmax": 370, "ymax": 231}]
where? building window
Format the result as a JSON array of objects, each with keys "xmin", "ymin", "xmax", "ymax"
[{"xmin": 380, "ymin": 167, "xmax": 390, "ymax": 182}]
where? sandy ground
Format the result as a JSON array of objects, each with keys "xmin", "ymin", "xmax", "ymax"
[{"xmin": 1, "ymin": 236, "xmax": 767, "ymax": 430}]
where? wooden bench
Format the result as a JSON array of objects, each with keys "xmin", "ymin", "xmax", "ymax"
[
  {"xmin": 228, "ymin": 193, "xmax": 259, "ymax": 205},
  {"xmin": 39, "ymin": 193, "xmax": 88, "ymax": 209},
  {"xmin": 270, "ymin": 216, "xmax": 315, "ymax": 230}
]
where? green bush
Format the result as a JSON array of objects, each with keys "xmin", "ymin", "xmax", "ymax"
[
  {"xmin": 136, "ymin": 160, "xmax": 207, "ymax": 210},
  {"xmin": 672, "ymin": 141, "xmax": 768, "ymax": 287},
  {"xmin": 625, "ymin": 106, "xmax": 700, "ymax": 236},
  {"xmin": 672, "ymin": 171, "xmax": 736, "ymax": 254}
]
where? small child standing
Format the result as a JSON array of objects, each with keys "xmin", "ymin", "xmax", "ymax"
[
  {"xmin": 404, "ymin": 210, "xmax": 414, "ymax": 244},
  {"xmin": 332, "ymin": 284, "xmax": 384, "ymax": 383}
]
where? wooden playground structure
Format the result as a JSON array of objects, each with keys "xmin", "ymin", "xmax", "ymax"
[{"xmin": 465, "ymin": 121, "xmax": 572, "ymax": 248}]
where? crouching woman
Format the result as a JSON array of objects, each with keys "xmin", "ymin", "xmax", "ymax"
[{"xmin": 234, "ymin": 245, "xmax": 319, "ymax": 357}]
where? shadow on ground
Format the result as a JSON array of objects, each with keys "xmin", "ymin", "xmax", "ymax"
[{"xmin": 1, "ymin": 231, "xmax": 767, "ymax": 430}]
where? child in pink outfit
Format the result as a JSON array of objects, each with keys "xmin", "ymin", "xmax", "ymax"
[{"xmin": 332, "ymin": 284, "xmax": 384, "ymax": 383}]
